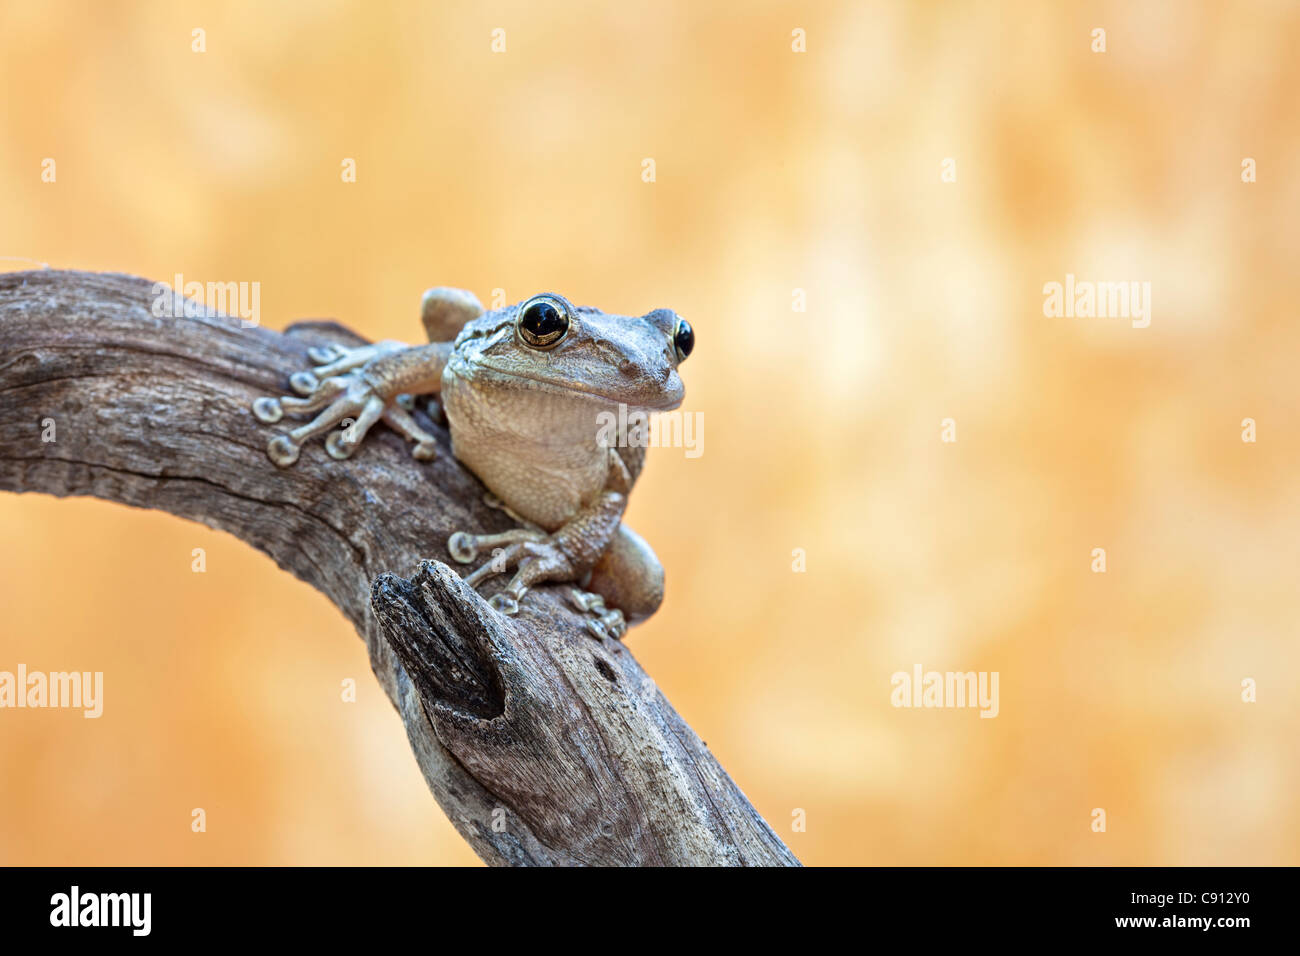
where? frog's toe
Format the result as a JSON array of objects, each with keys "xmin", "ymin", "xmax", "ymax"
[
  {"xmin": 567, "ymin": 587, "xmax": 627, "ymax": 640},
  {"xmin": 448, "ymin": 532, "xmax": 479, "ymax": 563},
  {"xmin": 252, "ymin": 397, "xmax": 283, "ymax": 423},
  {"xmin": 379, "ymin": 404, "xmax": 439, "ymax": 462},
  {"xmin": 318, "ymin": 395, "xmax": 384, "ymax": 461},
  {"xmin": 585, "ymin": 611, "xmax": 626, "ymax": 641},
  {"xmin": 489, "ymin": 592, "xmax": 520, "ymax": 615},
  {"xmin": 267, "ymin": 435, "xmax": 300, "ymax": 467},
  {"xmin": 307, "ymin": 344, "xmax": 346, "ymax": 364},
  {"xmin": 289, "ymin": 371, "xmax": 319, "ymax": 396},
  {"xmin": 600, "ymin": 609, "xmax": 627, "ymax": 639},
  {"xmin": 448, "ymin": 529, "xmax": 546, "ymax": 567},
  {"xmin": 325, "ymin": 430, "xmax": 356, "ymax": 460},
  {"xmin": 566, "ymin": 586, "xmax": 607, "ymax": 614}
]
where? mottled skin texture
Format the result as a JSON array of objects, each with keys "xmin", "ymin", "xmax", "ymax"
[{"xmin": 252, "ymin": 289, "xmax": 692, "ymax": 636}]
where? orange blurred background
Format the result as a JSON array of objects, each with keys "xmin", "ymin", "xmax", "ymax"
[{"xmin": 1, "ymin": 0, "xmax": 1297, "ymax": 865}]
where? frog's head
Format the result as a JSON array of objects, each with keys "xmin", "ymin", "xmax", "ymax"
[{"xmin": 450, "ymin": 293, "xmax": 693, "ymax": 411}]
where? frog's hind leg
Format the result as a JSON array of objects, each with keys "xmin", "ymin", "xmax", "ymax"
[
  {"xmin": 421, "ymin": 287, "xmax": 485, "ymax": 342},
  {"xmin": 447, "ymin": 522, "xmax": 660, "ymax": 639},
  {"xmin": 583, "ymin": 524, "xmax": 664, "ymax": 629}
]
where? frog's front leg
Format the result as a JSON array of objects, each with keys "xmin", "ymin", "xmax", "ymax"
[
  {"xmin": 449, "ymin": 449, "xmax": 634, "ymax": 633},
  {"xmin": 253, "ymin": 342, "xmax": 450, "ymax": 467}
]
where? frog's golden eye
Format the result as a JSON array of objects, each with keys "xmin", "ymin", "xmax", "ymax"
[
  {"xmin": 673, "ymin": 318, "xmax": 694, "ymax": 363},
  {"xmin": 516, "ymin": 294, "xmax": 571, "ymax": 350}
]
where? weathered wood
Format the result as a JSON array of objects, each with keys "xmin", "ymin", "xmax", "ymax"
[{"xmin": 0, "ymin": 269, "xmax": 798, "ymax": 867}]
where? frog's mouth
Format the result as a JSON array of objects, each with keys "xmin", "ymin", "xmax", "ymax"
[{"xmin": 451, "ymin": 353, "xmax": 685, "ymax": 412}]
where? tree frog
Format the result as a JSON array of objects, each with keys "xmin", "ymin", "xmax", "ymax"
[{"xmin": 252, "ymin": 289, "xmax": 694, "ymax": 637}]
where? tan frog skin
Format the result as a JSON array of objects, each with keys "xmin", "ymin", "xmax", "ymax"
[{"xmin": 252, "ymin": 289, "xmax": 694, "ymax": 637}]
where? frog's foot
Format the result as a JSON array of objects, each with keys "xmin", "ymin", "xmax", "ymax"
[
  {"xmin": 449, "ymin": 534, "xmax": 626, "ymax": 631},
  {"xmin": 253, "ymin": 342, "xmax": 436, "ymax": 466},
  {"xmin": 449, "ymin": 527, "xmax": 600, "ymax": 617},
  {"xmin": 566, "ymin": 587, "xmax": 627, "ymax": 640},
  {"xmin": 447, "ymin": 529, "xmax": 549, "ymax": 612},
  {"xmin": 306, "ymin": 343, "xmax": 348, "ymax": 365},
  {"xmin": 255, "ymin": 373, "xmax": 385, "ymax": 467}
]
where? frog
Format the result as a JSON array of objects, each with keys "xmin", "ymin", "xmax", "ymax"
[{"xmin": 251, "ymin": 288, "xmax": 694, "ymax": 638}]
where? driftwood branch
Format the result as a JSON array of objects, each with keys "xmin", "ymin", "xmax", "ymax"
[{"xmin": 0, "ymin": 269, "xmax": 798, "ymax": 867}]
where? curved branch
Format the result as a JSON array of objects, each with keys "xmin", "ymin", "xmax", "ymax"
[{"xmin": 0, "ymin": 269, "xmax": 798, "ymax": 867}]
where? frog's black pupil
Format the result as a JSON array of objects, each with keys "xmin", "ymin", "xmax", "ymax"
[
  {"xmin": 520, "ymin": 300, "xmax": 567, "ymax": 345},
  {"xmin": 674, "ymin": 320, "xmax": 694, "ymax": 359}
]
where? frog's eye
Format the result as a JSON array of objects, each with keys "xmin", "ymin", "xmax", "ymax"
[
  {"xmin": 516, "ymin": 294, "xmax": 571, "ymax": 350},
  {"xmin": 673, "ymin": 318, "xmax": 695, "ymax": 363}
]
